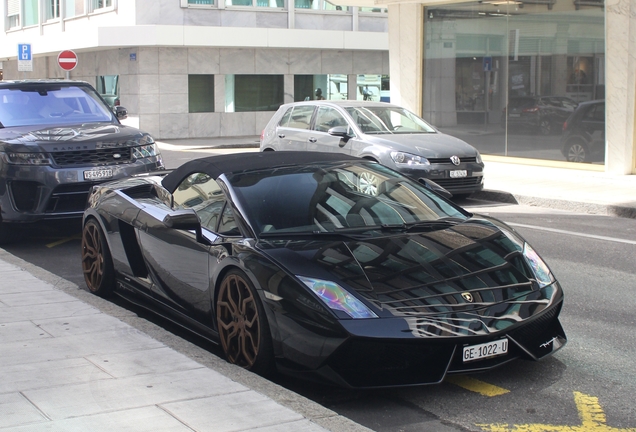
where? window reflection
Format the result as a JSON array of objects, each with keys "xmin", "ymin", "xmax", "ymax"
[{"xmin": 423, "ymin": 0, "xmax": 605, "ymax": 164}]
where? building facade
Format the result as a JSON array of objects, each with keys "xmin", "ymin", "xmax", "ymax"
[
  {"xmin": 0, "ymin": 0, "xmax": 390, "ymax": 138},
  {"xmin": 2, "ymin": 0, "xmax": 635, "ymax": 175}
]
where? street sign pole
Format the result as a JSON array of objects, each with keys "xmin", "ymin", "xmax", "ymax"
[{"xmin": 17, "ymin": 43, "xmax": 33, "ymax": 78}]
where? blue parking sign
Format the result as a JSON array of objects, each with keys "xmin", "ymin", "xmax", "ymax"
[{"xmin": 18, "ymin": 44, "xmax": 32, "ymax": 61}]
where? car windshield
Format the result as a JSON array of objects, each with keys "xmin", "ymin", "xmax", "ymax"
[
  {"xmin": 344, "ymin": 106, "xmax": 436, "ymax": 135},
  {"xmin": 228, "ymin": 161, "xmax": 468, "ymax": 237},
  {"xmin": 0, "ymin": 85, "xmax": 114, "ymax": 128}
]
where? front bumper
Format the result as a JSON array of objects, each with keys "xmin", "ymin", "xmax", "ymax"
[
  {"xmin": 273, "ymin": 284, "xmax": 565, "ymax": 388},
  {"xmin": 0, "ymin": 155, "xmax": 163, "ymax": 223},
  {"xmin": 396, "ymin": 162, "xmax": 484, "ymax": 195}
]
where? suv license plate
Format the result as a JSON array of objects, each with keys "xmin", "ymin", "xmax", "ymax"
[
  {"xmin": 84, "ymin": 169, "xmax": 113, "ymax": 180},
  {"xmin": 450, "ymin": 170, "xmax": 467, "ymax": 178},
  {"xmin": 463, "ymin": 338, "xmax": 508, "ymax": 362}
]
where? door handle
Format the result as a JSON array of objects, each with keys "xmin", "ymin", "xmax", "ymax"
[{"xmin": 308, "ymin": 137, "xmax": 317, "ymax": 143}]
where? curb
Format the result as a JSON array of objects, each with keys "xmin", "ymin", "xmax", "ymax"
[{"xmin": 473, "ymin": 190, "xmax": 636, "ymax": 219}]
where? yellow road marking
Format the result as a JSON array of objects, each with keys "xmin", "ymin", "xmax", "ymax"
[
  {"xmin": 446, "ymin": 376, "xmax": 510, "ymax": 397},
  {"xmin": 46, "ymin": 234, "xmax": 81, "ymax": 248},
  {"xmin": 476, "ymin": 391, "xmax": 636, "ymax": 432}
]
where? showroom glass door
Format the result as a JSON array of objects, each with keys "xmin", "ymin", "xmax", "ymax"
[{"xmin": 422, "ymin": 0, "xmax": 605, "ymax": 164}]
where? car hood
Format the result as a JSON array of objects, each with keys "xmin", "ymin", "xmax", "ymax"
[
  {"xmin": 259, "ymin": 218, "xmax": 556, "ymax": 322},
  {"xmin": 359, "ymin": 132, "xmax": 479, "ymax": 158},
  {"xmin": 0, "ymin": 123, "xmax": 151, "ymax": 151}
]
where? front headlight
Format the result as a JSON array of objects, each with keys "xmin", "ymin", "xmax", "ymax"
[
  {"xmin": 132, "ymin": 143, "xmax": 159, "ymax": 159},
  {"xmin": 501, "ymin": 227, "xmax": 554, "ymax": 288},
  {"xmin": 476, "ymin": 152, "xmax": 483, "ymax": 164},
  {"xmin": 523, "ymin": 242, "xmax": 555, "ymax": 288},
  {"xmin": 390, "ymin": 151, "xmax": 430, "ymax": 166},
  {"xmin": 297, "ymin": 276, "xmax": 378, "ymax": 319},
  {"xmin": 1, "ymin": 151, "xmax": 52, "ymax": 165}
]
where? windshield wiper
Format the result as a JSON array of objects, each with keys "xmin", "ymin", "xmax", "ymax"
[
  {"xmin": 258, "ymin": 229, "xmax": 370, "ymax": 240},
  {"xmin": 402, "ymin": 217, "xmax": 463, "ymax": 232}
]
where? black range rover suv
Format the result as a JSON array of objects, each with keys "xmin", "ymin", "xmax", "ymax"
[{"xmin": 0, "ymin": 80, "xmax": 164, "ymax": 242}]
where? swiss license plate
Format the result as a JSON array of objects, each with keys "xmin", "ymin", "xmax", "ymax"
[
  {"xmin": 450, "ymin": 170, "xmax": 467, "ymax": 178},
  {"xmin": 463, "ymin": 338, "xmax": 508, "ymax": 363},
  {"xmin": 84, "ymin": 168, "xmax": 113, "ymax": 180}
]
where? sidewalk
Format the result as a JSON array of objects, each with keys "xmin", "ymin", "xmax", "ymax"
[{"xmin": 0, "ymin": 251, "xmax": 369, "ymax": 432}]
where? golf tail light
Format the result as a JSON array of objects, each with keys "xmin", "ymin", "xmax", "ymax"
[
  {"xmin": 298, "ymin": 277, "xmax": 378, "ymax": 319},
  {"xmin": 523, "ymin": 243, "xmax": 555, "ymax": 288}
]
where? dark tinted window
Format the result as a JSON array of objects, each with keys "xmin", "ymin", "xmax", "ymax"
[
  {"xmin": 189, "ymin": 75, "xmax": 215, "ymax": 113},
  {"xmin": 234, "ymin": 75, "xmax": 284, "ymax": 112}
]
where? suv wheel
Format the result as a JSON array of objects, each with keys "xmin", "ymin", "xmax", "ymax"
[{"xmin": 566, "ymin": 141, "xmax": 588, "ymax": 163}]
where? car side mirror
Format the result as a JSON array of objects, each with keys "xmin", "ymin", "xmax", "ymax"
[
  {"xmin": 163, "ymin": 209, "xmax": 206, "ymax": 243},
  {"xmin": 114, "ymin": 106, "xmax": 128, "ymax": 120},
  {"xmin": 328, "ymin": 126, "xmax": 352, "ymax": 143},
  {"xmin": 419, "ymin": 178, "xmax": 453, "ymax": 200}
]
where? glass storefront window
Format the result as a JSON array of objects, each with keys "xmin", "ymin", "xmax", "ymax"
[
  {"xmin": 423, "ymin": 1, "xmax": 605, "ymax": 164},
  {"xmin": 294, "ymin": 75, "xmax": 348, "ymax": 101},
  {"xmin": 295, "ymin": 0, "xmax": 349, "ymax": 11},
  {"xmin": 226, "ymin": 0, "xmax": 284, "ymax": 7},
  {"xmin": 226, "ymin": 75, "xmax": 283, "ymax": 112},
  {"xmin": 359, "ymin": 7, "xmax": 387, "ymax": 13},
  {"xmin": 189, "ymin": 0, "xmax": 213, "ymax": 4},
  {"xmin": 189, "ymin": 75, "xmax": 215, "ymax": 113},
  {"xmin": 356, "ymin": 74, "xmax": 390, "ymax": 102}
]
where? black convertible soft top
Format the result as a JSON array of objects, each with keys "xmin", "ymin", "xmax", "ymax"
[{"xmin": 161, "ymin": 151, "xmax": 362, "ymax": 193}]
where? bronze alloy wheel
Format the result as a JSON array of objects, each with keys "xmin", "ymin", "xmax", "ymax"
[
  {"xmin": 216, "ymin": 270, "xmax": 273, "ymax": 373},
  {"xmin": 81, "ymin": 219, "xmax": 114, "ymax": 297}
]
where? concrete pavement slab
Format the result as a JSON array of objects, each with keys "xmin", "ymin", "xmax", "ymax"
[
  {"xmin": 0, "ymin": 327, "xmax": 166, "ymax": 368},
  {"xmin": 160, "ymin": 391, "xmax": 310, "ymax": 432},
  {"xmin": 0, "ymin": 300, "xmax": 99, "ymax": 323},
  {"xmin": 4, "ymin": 406, "xmax": 196, "ymax": 432},
  {"xmin": 0, "ymin": 393, "xmax": 48, "ymax": 429},
  {"xmin": 85, "ymin": 346, "xmax": 207, "ymax": 378},
  {"xmin": 22, "ymin": 368, "xmax": 247, "ymax": 420},
  {"xmin": 0, "ymin": 358, "xmax": 112, "ymax": 394}
]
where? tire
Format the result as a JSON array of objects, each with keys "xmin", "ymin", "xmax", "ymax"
[
  {"xmin": 539, "ymin": 119, "xmax": 552, "ymax": 135},
  {"xmin": 81, "ymin": 218, "xmax": 115, "ymax": 297},
  {"xmin": 565, "ymin": 141, "xmax": 588, "ymax": 163},
  {"xmin": 216, "ymin": 269, "xmax": 274, "ymax": 375}
]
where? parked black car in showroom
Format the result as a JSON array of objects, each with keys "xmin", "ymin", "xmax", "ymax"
[
  {"xmin": 82, "ymin": 151, "xmax": 566, "ymax": 388},
  {"xmin": 0, "ymin": 80, "xmax": 164, "ymax": 243},
  {"xmin": 260, "ymin": 101, "xmax": 484, "ymax": 198},
  {"xmin": 560, "ymin": 99, "xmax": 605, "ymax": 163},
  {"xmin": 502, "ymin": 96, "xmax": 578, "ymax": 135}
]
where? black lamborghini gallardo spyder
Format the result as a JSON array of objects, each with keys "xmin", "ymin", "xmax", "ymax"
[{"xmin": 81, "ymin": 151, "xmax": 566, "ymax": 388}]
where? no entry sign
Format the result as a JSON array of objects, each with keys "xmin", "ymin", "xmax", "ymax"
[{"xmin": 57, "ymin": 50, "xmax": 78, "ymax": 71}]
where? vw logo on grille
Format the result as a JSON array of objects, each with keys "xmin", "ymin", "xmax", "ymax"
[
  {"xmin": 450, "ymin": 155, "xmax": 461, "ymax": 166},
  {"xmin": 113, "ymin": 153, "xmax": 122, "ymax": 159}
]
